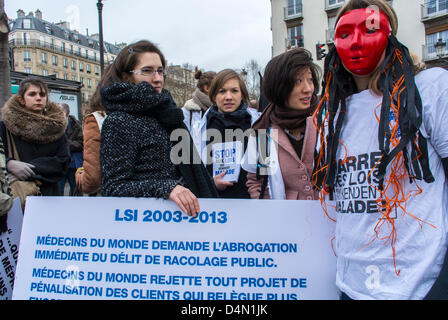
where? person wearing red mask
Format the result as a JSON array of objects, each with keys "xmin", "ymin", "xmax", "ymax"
[{"xmin": 313, "ymin": 0, "xmax": 448, "ymax": 300}]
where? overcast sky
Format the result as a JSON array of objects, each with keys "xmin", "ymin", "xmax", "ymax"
[{"xmin": 6, "ymin": 0, "xmax": 273, "ymax": 72}]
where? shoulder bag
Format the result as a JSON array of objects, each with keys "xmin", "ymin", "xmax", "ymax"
[{"xmin": 5, "ymin": 130, "xmax": 41, "ymax": 210}]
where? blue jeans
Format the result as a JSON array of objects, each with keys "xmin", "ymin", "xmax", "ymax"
[{"xmin": 59, "ymin": 168, "xmax": 77, "ymax": 195}]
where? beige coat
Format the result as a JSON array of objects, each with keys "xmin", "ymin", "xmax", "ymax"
[{"xmin": 246, "ymin": 118, "xmax": 318, "ymax": 200}]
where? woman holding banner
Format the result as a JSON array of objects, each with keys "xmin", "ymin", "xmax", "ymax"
[
  {"xmin": 241, "ymin": 48, "xmax": 320, "ymax": 201},
  {"xmin": 312, "ymin": 0, "xmax": 448, "ymax": 299},
  {"xmin": 199, "ymin": 69, "xmax": 260, "ymax": 199},
  {"xmin": 100, "ymin": 40, "xmax": 218, "ymax": 216}
]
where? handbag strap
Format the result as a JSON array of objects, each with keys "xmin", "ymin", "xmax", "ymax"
[{"xmin": 5, "ymin": 129, "xmax": 20, "ymax": 161}]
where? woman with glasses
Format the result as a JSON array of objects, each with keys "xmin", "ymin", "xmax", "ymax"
[{"xmin": 100, "ymin": 40, "xmax": 218, "ymax": 216}]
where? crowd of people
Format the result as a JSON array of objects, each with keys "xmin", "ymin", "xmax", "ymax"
[{"xmin": 0, "ymin": 0, "xmax": 447, "ymax": 300}]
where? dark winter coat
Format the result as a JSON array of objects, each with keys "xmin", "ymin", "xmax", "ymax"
[
  {"xmin": 1, "ymin": 95, "xmax": 70, "ymax": 196},
  {"xmin": 100, "ymin": 81, "xmax": 218, "ymax": 199},
  {"xmin": 66, "ymin": 115, "xmax": 83, "ymax": 153}
]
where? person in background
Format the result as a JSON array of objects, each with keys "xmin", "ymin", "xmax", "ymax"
[
  {"xmin": 183, "ymin": 70, "xmax": 216, "ymax": 153},
  {"xmin": 58, "ymin": 103, "xmax": 83, "ymax": 195},
  {"xmin": 75, "ymin": 76, "xmax": 107, "ymax": 196},
  {"xmin": 242, "ymin": 48, "xmax": 320, "ymax": 200},
  {"xmin": 249, "ymin": 99, "xmax": 258, "ymax": 110},
  {"xmin": 199, "ymin": 69, "xmax": 260, "ymax": 199},
  {"xmin": 0, "ymin": 77, "xmax": 70, "ymax": 197},
  {"xmin": 313, "ymin": 0, "xmax": 448, "ymax": 300},
  {"xmin": 100, "ymin": 40, "xmax": 218, "ymax": 216}
]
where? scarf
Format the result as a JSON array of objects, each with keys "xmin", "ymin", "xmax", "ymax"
[
  {"xmin": 2, "ymin": 95, "xmax": 67, "ymax": 144},
  {"xmin": 252, "ymin": 96, "xmax": 317, "ymax": 131},
  {"xmin": 101, "ymin": 81, "xmax": 185, "ymax": 130},
  {"xmin": 206, "ymin": 103, "xmax": 252, "ymax": 135},
  {"xmin": 192, "ymin": 88, "xmax": 213, "ymax": 112},
  {"xmin": 101, "ymin": 81, "xmax": 219, "ymax": 199}
]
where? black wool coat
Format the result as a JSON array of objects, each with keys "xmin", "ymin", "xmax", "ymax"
[{"xmin": 100, "ymin": 82, "xmax": 218, "ymax": 199}]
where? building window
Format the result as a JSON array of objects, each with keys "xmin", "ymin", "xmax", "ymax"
[
  {"xmin": 79, "ymin": 62, "xmax": 84, "ymax": 72},
  {"xmin": 287, "ymin": 25, "xmax": 304, "ymax": 48},
  {"xmin": 80, "ymin": 77, "xmax": 84, "ymax": 84},
  {"xmin": 42, "ymin": 69, "xmax": 48, "ymax": 76},
  {"xmin": 426, "ymin": 0, "xmax": 448, "ymax": 15},
  {"xmin": 22, "ymin": 18, "xmax": 31, "ymax": 29},
  {"xmin": 94, "ymin": 66, "xmax": 99, "ymax": 75},
  {"xmin": 86, "ymin": 49, "xmax": 89, "ymax": 59},
  {"xmin": 24, "ymin": 68, "xmax": 32, "ymax": 74},
  {"xmin": 62, "ymin": 42, "xmax": 66, "ymax": 53},
  {"xmin": 71, "ymin": 75, "xmax": 77, "ymax": 81},
  {"xmin": 71, "ymin": 60, "xmax": 76, "ymax": 70},
  {"xmin": 52, "ymin": 55, "xmax": 58, "ymax": 66},
  {"xmin": 63, "ymin": 58, "xmax": 68, "ymax": 68},
  {"xmin": 426, "ymin": 30, "xmax": 448, "ymax": 56},
  {"xmin": 86, "ymin": 64, "xmax": 91, "ymax": 73},
  {"xmin": 41, "ymin": 52, "xmax": 47, "ymax": 64},
  {"xmin": 287, "ymin": 0, "xmax": 302, "ymax": 16},
  {"xmin": 64, "ymin": 73, "xmax": 69, "ymax": 80},
  {"xmin": 328, "ymin": 0, "xmax": 345, "ymax": 5},
  {"xmin": 23, "ymin": 33, "xmax": 29, "ymax": 45},
  {"xmin": 70, "ymin": 45, "xmax": 74, "ymax": 54},
  {"xmin": 23, "ymin": 51, "xmax": 31, "ymax": 62},
  {"xmin": 87, "ymin": 78, "xmax": 92, "ymax": 88}
]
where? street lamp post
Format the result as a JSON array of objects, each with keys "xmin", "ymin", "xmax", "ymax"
[
  {"xmin": 97, "ymin": 0, "xmax": 105, "ymax": 75},
  {"xmin": 435, "ymin": 38, "xmax": 446, "ymax": 59}
]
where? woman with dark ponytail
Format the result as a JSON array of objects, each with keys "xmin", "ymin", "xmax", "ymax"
[{"xmin": 313, "ymin": 0, "xmax": 448, "ymax": 300}]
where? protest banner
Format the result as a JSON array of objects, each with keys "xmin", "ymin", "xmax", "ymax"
[
  {"xmin": 0, "ymin": 199, "xmax": 23, "ymax": 300},
  {"xmin": 212, "ymin": 141, "xmax": 243, "ymax": 182},
  {"xmin": 13, "ymin": 197, "xmax": 338, "ymax": 300}
]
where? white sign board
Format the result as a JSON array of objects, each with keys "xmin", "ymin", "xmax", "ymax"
[
  {"xmin": 212, "ymin": 141, "xmax": 243, "ymax": 182},
  {"xmin": 49, "ymin": 91, "xmax": 79, "ymax": 119},
  {"xmin": 13, "ymin": 197, "xmax": 338, "ymax": 300},
  {"xmin": 0, "ymin": 199, "xmax": 23, "ymax": 300}
]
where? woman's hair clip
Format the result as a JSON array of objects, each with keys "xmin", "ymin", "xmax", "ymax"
[{"xmin": 128, "ymin": 47, "xmax": 134, "ymax": 54}]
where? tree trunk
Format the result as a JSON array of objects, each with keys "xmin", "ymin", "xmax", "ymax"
[{"xmin": 0, "ymin": 0, "xmax": 11, "ymax": 109}]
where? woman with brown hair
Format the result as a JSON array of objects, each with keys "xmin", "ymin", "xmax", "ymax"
[
  {"xmin": 195, "ymin": 69, "xmax": 259, "ymax": 198},
  {"xmin": 241, "ymin": 48, "xmax": 320, "ymax": 201},
  {"xmin": 313, "ymin": 0, "xmax": 448, "ymax": 299},
  {"xmin": 0, "ymin": 77, "xmax": 70, "ymax": 198},
  {"xmin": 99, "ymin": 40, "xmax": 218, "ymax": 215}
]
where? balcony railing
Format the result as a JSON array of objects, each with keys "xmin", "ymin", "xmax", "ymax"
[
  {"xmin": 422, "ymin": 44, "xmax": 448, "ymax": 61},
  {"xmin": 9, "ymin": 38, "xmax": 105, "ymax": 64},
  {"xmin": 421, "ymin": 2, "xmax": 448, "ymax": 21},
  {"xmin": 284, "ymin": 4, "xmax": 303, "ymax": 21},
  {"xmin": 325, "ymin": 0, "xmax": 346, "ymax": 11}
]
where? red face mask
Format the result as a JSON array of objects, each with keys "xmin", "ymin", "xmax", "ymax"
[{"xmin": 334, "ymin": 9, "xmax": 390, "ymax": 76}]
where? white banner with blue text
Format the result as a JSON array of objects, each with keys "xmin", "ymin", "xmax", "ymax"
[{"xmin": 12, "ymin": 197, "xmax": 338, "ymax": 300}]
